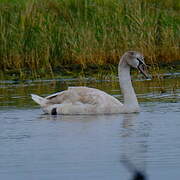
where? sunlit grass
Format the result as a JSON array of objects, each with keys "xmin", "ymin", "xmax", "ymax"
[{"xmin": 0, "ymin": 0, "xmax": 179, "ymax": 79}]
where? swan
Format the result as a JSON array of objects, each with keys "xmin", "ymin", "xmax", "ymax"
[{"xmin": 31, "ymin": 51, "xmax": 148, "ymax": 115}]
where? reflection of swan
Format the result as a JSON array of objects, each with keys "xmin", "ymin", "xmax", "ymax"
[
  {"xmin": 121, "ymin": 114, "xmax": 148, "ymax": 180},
  {"xmin": 31, "ymin": 51, "xmax": 148, "ymax": 115}
]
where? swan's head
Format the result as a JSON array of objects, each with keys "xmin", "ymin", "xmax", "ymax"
[{"xmin": 123, "ymin": 51, "xmax": 148, "ymax": 78}]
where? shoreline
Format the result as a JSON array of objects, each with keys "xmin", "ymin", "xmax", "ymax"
[{"xmin": 1, "ymin": 62, "xmax": 179, "ymax": 81}]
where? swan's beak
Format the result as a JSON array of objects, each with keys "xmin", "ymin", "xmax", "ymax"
[{"xmin": 137, "ymin": 63, "xmax": 149, "ymax": 79}]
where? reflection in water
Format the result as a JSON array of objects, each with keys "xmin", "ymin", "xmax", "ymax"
[
  {"xmin": 121, "ymin": 114, "xmax": 149, "ymax": 179},
  {"xmin": 1, "ymin": 105, "xmax": 180, "ymax": 179},
  {"xmin": 38, "ymin": 113, "xmax": 106, "ymax": 122},
  {"xmin": 39, "ymin": 112, "xmax": 149, "ymax": 179}
]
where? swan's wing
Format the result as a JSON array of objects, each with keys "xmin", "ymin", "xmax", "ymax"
[
  {"xmin": 46, "ymin": 91, "xmax": 66, "ymax": 100},
  {"xmin": 45, "ymin": 90, "xmax": 74, "ymax": 104},
  {"xmin": 45, "ymin": 86, "xmax": 122, "ymax": 106},
  {"xmin": 45, "ymin": 86, "xmax": 99, "ymax": 104}
]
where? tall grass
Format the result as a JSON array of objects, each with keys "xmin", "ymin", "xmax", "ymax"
[{"xmin": 0, "ymin": 0, "xmax": 179, "ymax": 79}]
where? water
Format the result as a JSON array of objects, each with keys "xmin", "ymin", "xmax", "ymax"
[{"xmin": 0, "ymin": 74, "xmax": 180, "ymax": 180}]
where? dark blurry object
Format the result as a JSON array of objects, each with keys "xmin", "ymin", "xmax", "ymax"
[
  {"xmin": 121, "ymin": 155, "xmax": 147, "ymax": 180},
  {"xmin": 132, "ymin": 171, "xmax": 146, "ymax": 180}
]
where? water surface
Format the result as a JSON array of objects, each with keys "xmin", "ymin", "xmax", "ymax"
[{"xmin": 0, "ymin": 74, "xmax": 180, "ymax": 180}]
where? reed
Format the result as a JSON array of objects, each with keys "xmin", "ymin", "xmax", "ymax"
[{"xmin": 0, "ymin": 0, "xmax": 179, "ymax": 79}]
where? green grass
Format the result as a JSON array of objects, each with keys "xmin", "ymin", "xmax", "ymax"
[{"xmin": 0, "ymin": 0, "xmax": 179, "ymax": 79}]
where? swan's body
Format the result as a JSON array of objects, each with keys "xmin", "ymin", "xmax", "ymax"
[{"xmin": 31, "ymin": 51, "xmax": 148, "ymax": 115}]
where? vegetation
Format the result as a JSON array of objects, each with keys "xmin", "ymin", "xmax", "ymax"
[{"xmin": 0, "ymin": 0, "xmax": 179, "ymax": 79}]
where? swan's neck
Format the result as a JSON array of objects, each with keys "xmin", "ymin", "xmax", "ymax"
[{"xmin": 118, "ymin": 61, "xmax": 139, "ymax": 110}]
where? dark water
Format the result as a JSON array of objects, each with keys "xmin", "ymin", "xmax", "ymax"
[{"xmin": 0, "ymin": 74, "xmax": 180, "ymax": 180}]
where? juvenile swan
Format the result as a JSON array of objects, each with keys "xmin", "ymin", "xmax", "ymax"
[{"xmin": 31, "ymin": 51, "xmax": 148, "ymax": 115}]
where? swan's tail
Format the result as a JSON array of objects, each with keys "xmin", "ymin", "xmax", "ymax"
[{"xmin": 31, "ymin": 94, "xmax": 48, "ymax": 107}]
